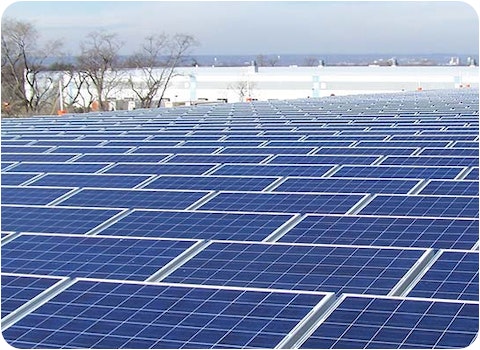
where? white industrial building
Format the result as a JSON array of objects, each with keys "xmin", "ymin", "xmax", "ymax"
[{"xmin": 57, "ymin": 64, "xmax": 479, "ymax": 110}]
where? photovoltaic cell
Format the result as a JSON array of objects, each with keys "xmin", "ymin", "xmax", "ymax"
[
  {"xmin": 419, "ymin": 180, "xmax": 479, "ymax": 196},
  {"xmin": 168, "ymin": 154, "xmax": 269, "ymax": 164},
  {"xmin": 278, "ymin": 215, "xmax": 479, "ymax": 250},
  {"xmin": 74, "ymin": 154, "xmax": 171, "ymax": 163},
  {"xmin": 212, "ymin": 164, "xmax": 333, "ymax": 177},
  {"xmin": 198, "ymin": 192, "xmax": 364, "ymax": 214},
  {"xmin": 419, "ymin": 148, "xmax": 479, "ymax": 157},
  {"xmin": 299, "ymin": 296, "xmax": 478, "ymax": 349},
  {"xmin": 380, "ymin": 156, "xmax": 478, "ymax": 167},
  {"xmin": 1, "ymin": 234, "xmax": 196, "ymax": 280},
  {"xmin": 132, "ymin": 146, "xmax": 220, "ymax": 154},
  {"xmin": 57, "ymin": 188, "xmax": 208, "ymax": 210},
  {"xmin": 144, "ymin": 175, "xmax": 277, "ymax": 191},
  {"xmin": 407, "ymin": 251, "xmax": 479, "ymax": 301},
  {"xmin": 219, "ymin": 147, "xmax": 316, "ymax": 155},
  {"xmin": 104, "ymin": 163, "xmax": 217, "ymax": 175},
  {"xmin": 274, "ymin": 178, "xmax": 419, "ymax": 195},
  {"xmin": 97, "ymin": 209, "xmax": 293, "ymax": 241},
  {"xmin": 50, "ymin": 146, "xmax": 133, "ymax": 154},
  {"xmin": 1, "ymin": 274, "xmax": 63, "ymax": 318},
  {"xmin": 1, "ymin": 186, "xmax": 74, "ymax": 205},
  {"xmin": 1, "ymin": 173, "xmax": 40, "ymax": 186},
  {"xmin": 270, "ymin": 155, "xmax": 378, "ymax": 165},
  {"xmin": 163, "ymin": 242, "xmax": 426, "ymax": 294},
  {"xmin": 2, "ymin": 279, "xmax": 326, "ymax": 349},
  {"xmin": 315, "ymin": 147, "xmax": 417, "ymax": 156},
  {"xmin": 6, "ymin": 162, "xmax": 110, "ymax": 174},
  {"xmin": 1, "ymin": 205, "xmax": 123, "ymax": 234},
  {"xmin": 0, "ymin": 153, "xmax": 78, "ymax": 163},
  {"xmin": 359, "ymin": 195, "xmax": 479, "ymax": 219},
  {"xmin": 28, "ymin": 174, "xmax": 151, "ymax": 189},
  {"xmin": 331, "ymin": 165, "xmax": 462, "ymax": 180}
]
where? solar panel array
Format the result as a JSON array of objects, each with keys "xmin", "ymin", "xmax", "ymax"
[{"xmin": 1, "ymin": 89, "xmax": 478, "ymax": 349}]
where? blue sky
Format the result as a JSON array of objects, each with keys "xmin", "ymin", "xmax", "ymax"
[{"xmin": 2, "ymin": 1, "xmax": 479, "ymax": 55}]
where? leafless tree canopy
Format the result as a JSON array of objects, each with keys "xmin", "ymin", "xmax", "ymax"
[{"xmin": 1, "ymin": 17, "xmax": 62, "ymax": 115}]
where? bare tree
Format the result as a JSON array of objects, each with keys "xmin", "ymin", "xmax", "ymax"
[
  {"xmin": 229, "ymin": 80, "xmax": 257, "ymax": 102},
  {"xmin": 77, "ymin": 31, "xmax": 123, "ymax": 111},
  {"xmin": 304, "ymin": 56, "xmax": 319, "ymax": 66},
  {"xmin": 1, "ymin": 17, "xmax": 63, "ymax": 115},
  {"xmin": 125, "ymin": 33, "xmax": 195, "ymax": 108}
]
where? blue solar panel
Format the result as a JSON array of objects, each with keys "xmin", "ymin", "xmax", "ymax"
[
  {"xmin": 1, "ymin": 162, "xmax": 17, "ymax": 170},
  {"xmin": 381, "ymin": 155, "xmax": 478, "ymax": 167},
  {"xmin": 144, "ymin": 175, "xmax": 277, "ymax": 191},
  {"xmin": 299, "ymin": 295, "xmax": 478, "ymax": 349},
  {"xmin": 183, "ymin": 140, "xmax": 265, "ymax": 147},
  {"xmin": 163, "ymin": 242, "xmax": 426, "ymax": 294},
  {"xmin": 5, "ymin": 162, "xmax": 110, "ymax": 174},
  {"xmin": 419, "ymin": 148, "xmax": 479, "ymax": 157},
  {"xmin": 1, "ymin": 274, "xmax": 63, "ymax": 318},
  {"xmin": 33, "ymin": 140, "xmax": 104, "ymax": 147},
  {"xmin": 29, "ymin": 174, "xmax": 151, "ymax": 189},
  {"xmin": 266, "ymin": 141, "xmax": 354, "ymax": 147},
  {"xmin": 1, "ymin": 234, "xmax": 197, "ymax": 280},
  {"xmin": 2, "ymin": 280, "xmax": 326, "ymax": 349},
  {"xmin": 132, "ymin": 146, "xmax": 220, "ymax": 154},
  {"xmin": 407, "ymin": 251, "xmax": 479, "ymax": 301},
  {"xmin": 356, "ymin": 141, "xmax": 451, "ymax": 148},
  {"xmin": 220, "ymin": 147, "xmax": 316, "ymax": 155},
  {"xmin": 464, "ymin": 167, "xmax": 479, "ymax": 180},
  {"xmin": 0, "ymin": 153, "xmax": 78, "ymax": 162},
  {"xmin": 1, "ymin": 186, "xmax": 74, "ymax": 205},
  {"xmin": 419, "ymin": 180, "xmax": 479, "ymax": 196},
  {"xmin": 198, "ymin": 192, "xmax": 364, "ymax": 214},
  {"xmin": 51, "ymin": 146, "xmax": 133, "ymax": 154},
  {"xmin": 332, "ymin": 165, "xmax": 462, "ymax": 179},
  {"xmin": 1, "ymin": 172, "xmax": 40, "ymax": 186},
  {"xmin": 316, "ymin": 147, "xmax": 417, "ymax": 156},
  {"xmin": 359, "ymin": 195, "xmax": 479, "ymax": 218},
  {"xmin": 279, "ymin": 214, "xmax": 479, "ymax": 250},
  {"xmin": 275, "ymin": 178, "xmax": 419, "ymax": 194},
  {"xmin": 105, "ymin": 140, "xmax": 181, "ymax": 147},
  {"xmin": 212, "ymin": 164, "xmax": 333, "ymax": 177},
  {"xmin": 74, "ymin": 154, "xmax": 171, "ymax": 163},
  {"xmin": 270, "ymin": 155, "xmax": 378, "ymax": 165},
  {"xmin": 168, "ymin": 154, "xmax": 269, "ymax": 164},
  {"xmin": 1, "ymin": 205, "xmax": 123, "ymax": 234},
  {"xmin": 104, "ymin": 163, "xmax": 217, "ymax": 175},
  {"xmin": 97, "ymin": 209, "xmax": 294, "ymax": 241},
  {"xmin": 1, "ymin": 145, "xmax": 53, "ymax": 153},
  {"xmin": 57, "ymin": 188, "xmax": 208, "ymax": 209}
]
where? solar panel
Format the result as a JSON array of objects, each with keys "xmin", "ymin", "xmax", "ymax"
[
  {"xmin": 198, "ymin": 191, "xmax": 365, "ymax": 214},
  {"xmin": 1, "ymin": 205, "xmax": 124, "ymax": 234},
  {"xmin": 163, "ymin": 241, "xmax": 426, "ymax": 294},
  {"xmin": 2, "ymin": 279, "xmax": 327, "ymax": 349},
  {"xmin": 219, "ymin": 147, "xmax": 316, "ymax": 155},
  {"xmin": 74, "ymin": 153, "xmax": 171, "ymax": 163},
  {"xmin": 315, "ymin": 147, "xmax": 417, "ymax": 156},
  {"xmin": 2, "ymin": 234, "xmax": 198, "ymax": 280},
  {"xmin": 103, "ymin": 163, "xmax": 218, "ymax": 175},
  {"xmin": 418, "ymin": 148, "xmax": 479, "ymax": 157},
  {"xmin": 381, "ymin": 155, "xmax": 478, "ymax": 167},
  {"xmin": 0, "ymin": 153, "xmax": 79, "ymax": 162},
  {"xmin": 278, "ymin": 214, "xmax": 479, "ymax": 249},
  {"xmin": 2, "ymin": 162, "xmax": 111, "ymax": 174},
  {"xmin": 212, "ymin": 164, "xmax": 334, "ymax": 177},
  {"xmin": 274, "ymin": 178, "xmax": 420, "ymax": 194},
  {"xmin": 407, "ymin": 250, "xmax": 478, "ymax": 301},
  {"xmin": 96, "ymin": 209, "xmax": 295, "ymax": 241},
  {"xmin": 298, "ymin": 295, "xmax": 478, "ymax": 349},
  {"xmin": 168, "ymin": 154, "xmax": 270, "ymax": 164},
  {"xmin": 56, "ymin": 188, "xmax": 209, "ymax": 210},
  {"xmin": 0, "ymin": 172, "xmax": 40, "ymax": 186},
  {"xmin": 331, "ymin": 165, "xmax": 463, "ymax": 179},
  {"xmin": 1, "ymin": 186, "xmax": 75, "ymax": 205},
  {"xmin": 270, "ymin": 155, "xmax": 379, "ymax": 165},
  {"xmin": 359, "ymin": 194, "xmax": 479, "ymax": 219},
  {"xmin": 419, "ymin": 180, "xmax": 479, "ymax": 196},
  {"xmin": 464, "ymin": 167, "xmax": 479, "ymax": 180},
  {"xmin": 1, "ymin": 274, "xmax": 64, "ymax": 318},
  {"xmin": 28, "ymin": 173, "xmax": 152, "ymax": 189},
  {"xmin": 144, "ymin": 175, "xmax": 278, "ymax": 191}
]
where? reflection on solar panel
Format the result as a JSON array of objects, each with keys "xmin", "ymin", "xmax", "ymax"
[
  {"xmin": 299, "ymin": 295, "xmax": 478, "ymax": 349},
  {"xmin": 2, "ymin": 234, "xmax": 197, "ymax": 280},
  {"xmin": 1, "ymin": 89, "xmax": 478, "ymax": 349},
  {"xmin": 278, "ymin": 214, "xmax": 479, "ymax": 249},
  {"xmin": 407, "ymin": 251, "xmax": 479, "ymax": 301}
]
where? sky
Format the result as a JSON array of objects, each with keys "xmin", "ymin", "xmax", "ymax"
[{"xmin": 1, "ymin": 1, "xmax": 479, "ymax": 55}]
